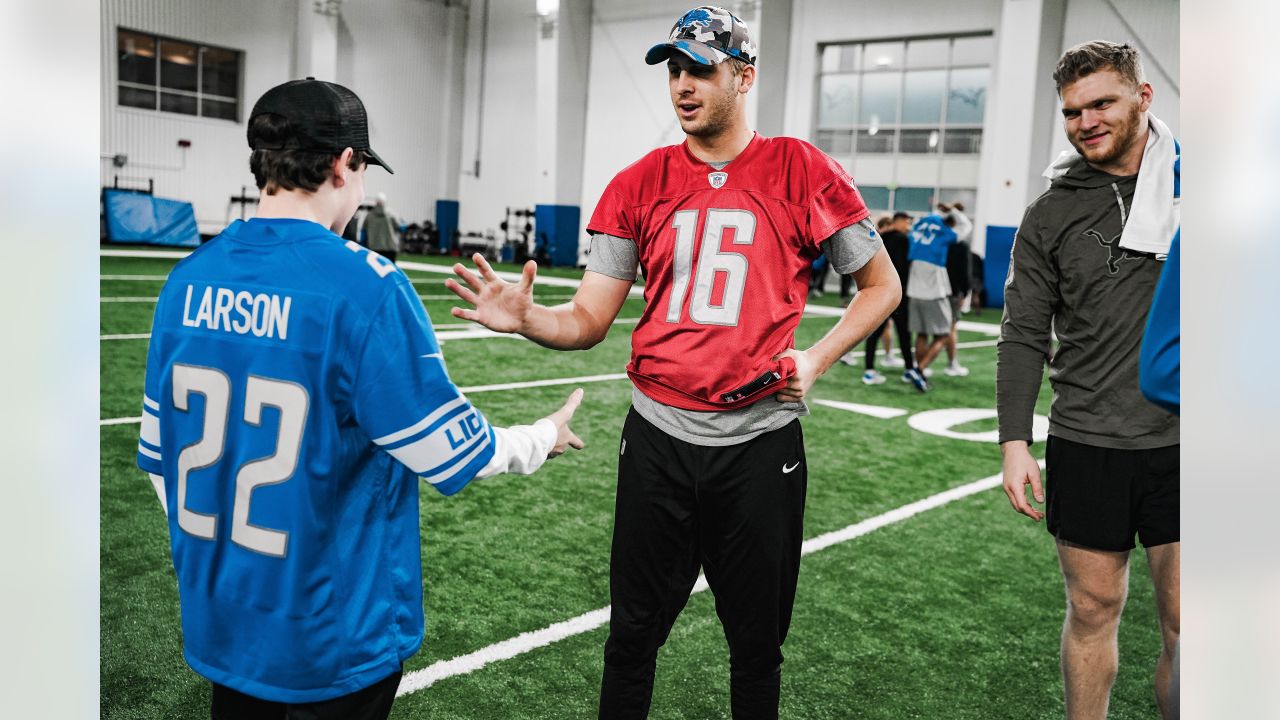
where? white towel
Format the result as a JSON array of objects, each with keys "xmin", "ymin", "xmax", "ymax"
[{"xmin": 1042, "ymin": 113, "xmax": 1180, "ymax": 256}]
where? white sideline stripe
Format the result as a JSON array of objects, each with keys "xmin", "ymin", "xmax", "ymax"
[
  {"xmin": 459, "ymin": 373, "xmax": 627, "ymax": 394},
  {"xmin": 99, "ymin": 373, "xmax": 632, "ymax": 426},
  {"xmin": 811, "ymin": 398, "xmax": 908, "ymax": 419},
  {"xmin": 395, "ymin": 463, "xmax": 1042, "ymax": 698},
  {"xmin": 99, "ymin": 318, "xmax": 644, "ymax": 342},
  {"xmin": 398, "ymin": 260, "xmax": 648, "ymax": 299},
  {"xmin": 102, "ymin": 297, "xmax": 159, "ymax": 303}
]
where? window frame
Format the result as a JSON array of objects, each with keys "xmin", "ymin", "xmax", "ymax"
[
  {"xmin": 812, "ymin": 32, "xmax": 992, "ymax": 216},
  {"xmin": 116, "ymin": 27, "xmax": 243, "ymax": 123}
]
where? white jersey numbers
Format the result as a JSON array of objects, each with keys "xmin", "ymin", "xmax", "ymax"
[
  {"xmin": 172, "ymin": 364, "xmax": 309, "ymax": 557},
  {"xmin": 344, "ymin": 240, "xmax": 397, "ymax": 278},
  {"xmin": 664, "ymin": 208, "xmax": 757, "ymax": 327}
]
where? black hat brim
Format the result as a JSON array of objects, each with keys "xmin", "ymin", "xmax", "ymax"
[{"xmin": 365, "ymin": 147, "xmax": 394, "ymax": 174}]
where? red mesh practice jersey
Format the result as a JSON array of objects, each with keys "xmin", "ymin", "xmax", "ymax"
[{"xmin": 588, "ymin": 133, "xmax": 870, "ymax": 411}]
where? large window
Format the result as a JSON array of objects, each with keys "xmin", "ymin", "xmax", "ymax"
[
  {"xmin": 117, "ymin": 29, "xmax": 242, "ymax": 121},
  {"xmin": 815, "ymin": 34, "xmax": 992, "ymax": 216}
]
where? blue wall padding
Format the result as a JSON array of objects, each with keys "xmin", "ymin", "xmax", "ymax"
[
  {"xmin": 103, "ymin": 190, "xmax": 200, "ymax": 247},
  {"xmin": 436, "ymin": 199, "xmax": 460, "ymax": 253},
  {"xmin": 534, "ymin": 204, "xmax": 581, "ymax": 267},
  {"xmin": 984, "ymin": 225, "xmax": 1017, "ymax": 309}
]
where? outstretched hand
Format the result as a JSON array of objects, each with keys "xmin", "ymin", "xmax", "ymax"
[
  {"xmin": 445, "ymin": 254, "xmax": 538, "ymax": 334},
  {"xmin": 544, "ymin": 388, "xmax": 586, "ymax": 458}
]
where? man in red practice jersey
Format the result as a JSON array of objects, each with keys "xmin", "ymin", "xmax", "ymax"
[{"xmin": 446, "ymin": 6, "xmax": 899, "ymax": 718}]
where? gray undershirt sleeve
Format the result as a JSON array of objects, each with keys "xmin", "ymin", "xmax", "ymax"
[
  {"xmin": 585, "ymin": 232, "xmax": 639, "ymax": 282},
  {"xmin": 821, "ymin": 218, "xmax": 882, "ymax": 275}
]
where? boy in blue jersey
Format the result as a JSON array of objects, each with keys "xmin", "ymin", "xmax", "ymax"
[
  {"xmin": 136, "ymin": 78, "xmax": 586, "ymax": 720},
  {"xmin": 905, "ymin": 206, "xmax": 969, "ymax": 379}
]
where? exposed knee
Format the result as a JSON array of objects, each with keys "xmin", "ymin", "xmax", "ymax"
[
  {"xmin": 1159, "ymin": 614, "xmax": 1180, "ymax": 652},
  {"xmin": 1066, "ymin": 586, "xmax": 1126, "ymax": 635}
]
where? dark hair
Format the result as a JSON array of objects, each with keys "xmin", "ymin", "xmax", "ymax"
[
  {"xmin": 248, "ymin": 113, "xmax": 366, "ymax": 195},
  {"xmin": 876, "ymin": 215, "xmax": 892, "ymax": 231},
  {"xmin": 892, "ymin": 212, "xmax": 912, "ymax": 222},
  {"xmin": 1053, "ymin": 40, "xmax": 1145, "ymax": 94}
]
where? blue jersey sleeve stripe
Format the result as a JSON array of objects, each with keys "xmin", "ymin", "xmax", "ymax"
[
  {"xmin": 372, "ymin": 396, "xmax": 469, "ymax": 446},
  {"xmin": 393, "ymin": 420, "xmax": 492, "ymax": 478},
  {"xmin": 137, "ymin": 443, "xmax": 162, "ymax": 461},
  {"xmin": 138, "ymin": 437, "xmax": 162, "ymax": 455},
  {"xmin": 143, "ymin": 395, "xmax": 160, "ymax": 412},
  {"xmin": 419, "ymin": 431, "xmax": 494, "ymax": 484},
  {"xmin": 378, "ymin": 403, "xmax": 472, "ymax": 452},
  {"xmin": 425, "ymin": 436, "xmax": 497, "ymax": 497},
  {"xmin": 417, "ymin": 429, "xmax": 493, "ymax": 480}
]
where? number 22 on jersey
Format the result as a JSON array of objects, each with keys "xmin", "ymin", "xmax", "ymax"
[
  {"xmin": 172, "ymin": 364, "xmax": 308, "ymax": 558},
  {"xmin": 665, "ymin": 208, "xmax": 757, "ymax": 327}
]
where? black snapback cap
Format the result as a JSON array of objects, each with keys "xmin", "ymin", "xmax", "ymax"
[{"xmin": 248, "ymin": 77, "xmax": 393, "ymax": 174}]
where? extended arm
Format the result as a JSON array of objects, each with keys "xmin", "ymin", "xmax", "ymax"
[
  {"xmin": 447, "ymin": 255, "xmax": 630, "ymax": 350},
  {"xmin": 996, "ymin": 211, "xmax": 1057, "ymax": 520}
]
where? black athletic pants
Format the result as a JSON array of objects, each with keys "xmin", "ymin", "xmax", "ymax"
[
  {"xmin": 599, "ymin": 409, "xmax": 807, "ymax": 720},
  {"xmin": 864, "ymin": 304, "xmax": 914, "ymax": 370},
  {"xmin": 210, "ymin": 667, "xmax": 401, "ymax": 720}
]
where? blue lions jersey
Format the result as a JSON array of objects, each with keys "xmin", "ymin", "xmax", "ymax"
[
  {"xmin": 906, "ymin": 213, "xmax": 958, "ymax": 267},
  {"xmin": 136, "ymin": 218, "xmax": 497, "ymax": 702}
]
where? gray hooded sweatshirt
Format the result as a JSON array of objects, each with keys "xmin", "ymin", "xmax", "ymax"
[{"xmin": 996, "ymin": 160, "xmax": 1179, "ymax": 449}]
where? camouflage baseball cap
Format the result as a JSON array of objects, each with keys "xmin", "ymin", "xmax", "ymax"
[{"xmin": 644, "ymin": 6, "xmax": 757, "ymax": 67}]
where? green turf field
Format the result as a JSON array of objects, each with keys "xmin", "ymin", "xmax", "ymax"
[{"xmin": 100, "ymin": 249, "xmax": 1166, "ymax": 719}]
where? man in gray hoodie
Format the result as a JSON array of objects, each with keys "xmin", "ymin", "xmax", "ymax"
[{"xmin": 996, "ymin": 42, "xmax": 1179, "ymax": 720}]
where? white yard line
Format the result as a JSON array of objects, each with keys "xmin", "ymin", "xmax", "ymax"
[
  {"xmin": 810, "ymin": 399, "xmax": 909, "ymax": 419},
  {"xmin": 955, "ymin": 339, "xmax": 998, "ymax": 350},
  {"xmin": 395, "ymin": 461, "xmax": 1043, "ymax": 697},
  {"xmin": 957, "ymin": 320, "xmax": 1001, "ymax": 336}
]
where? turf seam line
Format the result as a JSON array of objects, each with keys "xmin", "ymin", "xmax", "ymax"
[{"xmin": 394, "ymin": 462, "xmax": 1043, "ymax": 698}]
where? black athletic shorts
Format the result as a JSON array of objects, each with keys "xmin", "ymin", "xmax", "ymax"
[
  {"xmin": 210, "ymin": 666, "xmax": 402, "ymax": 720},
  {"xmin": 1045, "ymin": 435, "xmax": 1179, "ymax": 552}
]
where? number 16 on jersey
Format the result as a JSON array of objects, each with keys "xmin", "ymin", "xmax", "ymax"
[{"xmin": 665, "ymin": 208, "xmax": 757, "ymax": 327}]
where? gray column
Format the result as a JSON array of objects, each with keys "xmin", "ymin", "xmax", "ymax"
[
  {"xmin": 755, "ymin": 0, "xmax": 792, "ymax": 137},
  {"xmin": 974, "ymin": 0, "xmax": 1066, "ymax": 248},
  {"xmin": 293, "ymin": 0, "xmax": 341, "ymax": 81}
]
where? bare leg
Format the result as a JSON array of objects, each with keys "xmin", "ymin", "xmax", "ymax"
[
  {"xmin": 881, "ymin": 322, "xmax": 893, "ymax": 358},
  {"xmin": 1145, "ymin": 542, "xmax": 1180, "ymax": 718},
  {"xmin": 1058, "ymin": 541, "xmax": 1131, "ymax": 720},
  {"xmin": 916, "ymin": 335, "xmax": 949, "ymax": 370}
]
